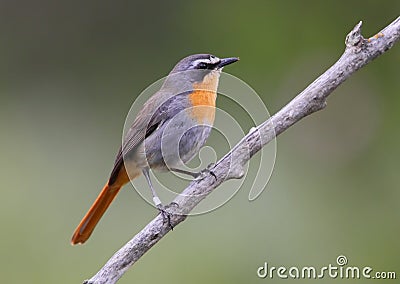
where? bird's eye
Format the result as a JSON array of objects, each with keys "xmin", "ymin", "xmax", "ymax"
[{"xmin": 197, "ymin": 62, "xmax": 208, "ymax": 69}]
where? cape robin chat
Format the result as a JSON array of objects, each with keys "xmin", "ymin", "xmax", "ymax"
[{"xmin": 71, "ymin": 54, "xmax": 239, "ymax": 244}]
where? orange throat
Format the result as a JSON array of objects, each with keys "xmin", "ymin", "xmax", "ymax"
[{"xmin": 189, "ymin": 72, "xmax": 219, "ymax": 124}]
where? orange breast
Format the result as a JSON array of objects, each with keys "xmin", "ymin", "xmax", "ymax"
[{"xmin": 188, "ymin": 72, "xmax": 219, "ymax": 124}]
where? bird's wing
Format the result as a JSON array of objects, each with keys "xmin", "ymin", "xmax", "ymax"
[{"xmin": 108, "ymin": 90, "xmax": 189, "ymax": 184}]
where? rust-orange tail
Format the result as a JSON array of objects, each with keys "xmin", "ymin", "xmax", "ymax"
[{"xmin": 71, "ymin": 182, "xmax": 122, "ymax": 245}]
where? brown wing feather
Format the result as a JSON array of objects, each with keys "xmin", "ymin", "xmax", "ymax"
[{"xmin": 108, "ymin": 91, "xmax": 170, "ymax": 185}]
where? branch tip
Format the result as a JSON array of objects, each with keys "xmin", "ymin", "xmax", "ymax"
[{"xmin": 345, "ymin": 21, "xmax": 364, "ymax": 47}]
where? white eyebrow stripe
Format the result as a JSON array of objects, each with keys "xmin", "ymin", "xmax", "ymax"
[
  {"xmin": 209, "ymin": 56, "xmax": 220, "ymax": 64},
  {"xmin": 192, "ymin": 56, "xmax": 221, "ymax": 67}
]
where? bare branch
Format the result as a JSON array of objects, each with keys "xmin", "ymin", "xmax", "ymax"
[{"xmin": 84, "ymin": 16, "xmax": 400, "ymax": 284}]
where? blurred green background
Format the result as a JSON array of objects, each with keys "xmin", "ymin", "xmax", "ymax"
[{"xmin": 1, "ymin": 1, "xmax": 399, "ymax": 283}]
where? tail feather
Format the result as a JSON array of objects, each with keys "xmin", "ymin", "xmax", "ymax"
[{"xmin": 71, "ymin": 183, "xmax": 122, "ymax": 245}]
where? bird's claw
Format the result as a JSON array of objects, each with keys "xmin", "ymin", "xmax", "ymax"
[
  {"xmin": 194, "ymin": 163, "xmax": 217, "ymax": 181},
  {"xmin": 168, "ymin": 201, "xmax": 179, "ymax": 209},
  {"xmin": 157, "ymin": 204, "xmax": 174, "ymax": 230}
]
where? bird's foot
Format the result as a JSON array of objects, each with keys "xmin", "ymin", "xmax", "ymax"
[
  {"xmin": 195, "ymin": 163, "xmax": 217, "ymax": 181},
  {"xmin": 157, "ymin": 203, "xmax": 178, "ymax": 230},
  {"xmin": 170, "ymin": 166, "xmax": 216, "ymax": 181}
]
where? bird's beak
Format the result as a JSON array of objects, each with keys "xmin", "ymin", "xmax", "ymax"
[{"xmin": 217, "ymin": 57, "xmax": 239, "ymax": 69}]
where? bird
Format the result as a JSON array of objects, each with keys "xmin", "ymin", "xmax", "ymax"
[{"xmin": 71, "ymin": 54, "xmax": 239, "ymax": 245}]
